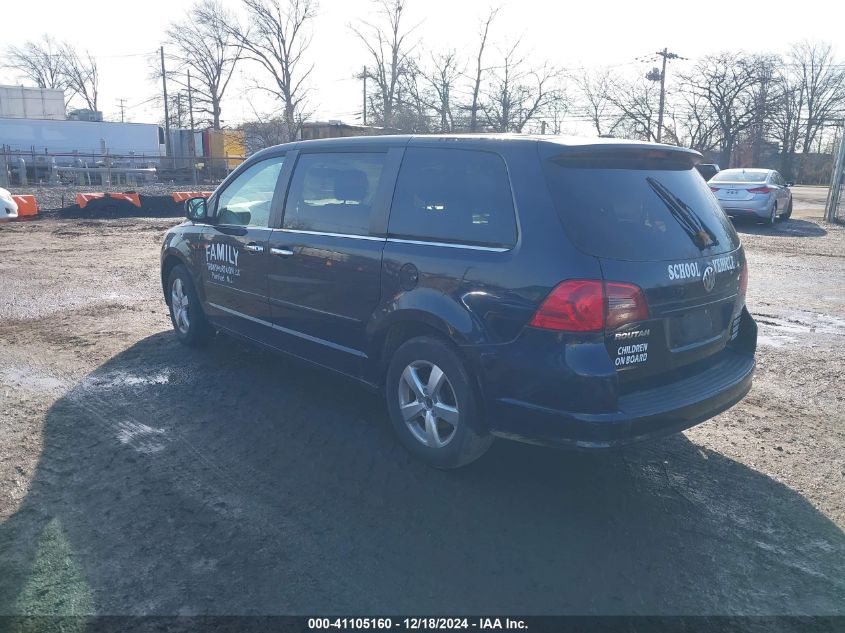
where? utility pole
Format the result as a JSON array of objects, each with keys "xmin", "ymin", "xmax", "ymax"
[
  {"xmin": 646, "ymin": 48, "xmax": 683, "ymax": 143},
  {"xmin": 160, "ymin": 46, "xmax": 171, "ymax": 164},
  {"xmin": 117, "ymin": 98, "xmax": 126, "ymax": 123},
  {"xmin": 359, "ymin": 66, "xmax": 368, "ymax": 126},
  {"xmin": 187, "ymin": 69, "xmax": 198, "ymax": 188}
]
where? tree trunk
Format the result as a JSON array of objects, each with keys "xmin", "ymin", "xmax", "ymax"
[{"xmin": 213, "ymin": 97, "xmax": 221, "ymax": 130}]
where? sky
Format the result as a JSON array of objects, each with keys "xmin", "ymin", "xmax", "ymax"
[{"xmin": 1, "ymin": 0, "xmax": 843, "ymax": 133}]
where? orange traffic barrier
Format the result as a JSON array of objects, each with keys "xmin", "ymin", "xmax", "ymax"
[
  {"xmin": 171, "ymin": 191, "xmax": 213, "ymax": 202},
  {"xmin": 12, "ymin": 195, "xmax": 38, "ymax": 217},
  {"xmin": 75, "ymin": 192, "xmax": 141, "ymax": 209}
]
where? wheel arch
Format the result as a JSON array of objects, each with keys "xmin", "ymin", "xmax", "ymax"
[
  {"xmin": 161, "ymin": 249, "xmax": 190, "ymax": 305},
  {"xmin": 365, "ymin": 309, "xmax": 487, "ymax": 407}
]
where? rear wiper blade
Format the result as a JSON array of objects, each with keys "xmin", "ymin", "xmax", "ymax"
[{"xmin": 646, "ymin": 177, "xmax": 719, "ymax": 250}]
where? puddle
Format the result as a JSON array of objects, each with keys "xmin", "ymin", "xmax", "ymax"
[
  {"xmin": 754, "ymin": 310, "xmax": 845, "ymax": 348},
  {"xmin": 116, "ymin": 420, "xmax": 167, "ymax": 454},
  {"xmin": 755, "ymin": 312, "xmax": 845, "ymax": 335},
  {"xmin": 757, "ymin": 334, "xmax": 798, "ymax": 348},
  {"xmin": 81, "ymin": 370, "xmax": 170, "ymax": 390}
]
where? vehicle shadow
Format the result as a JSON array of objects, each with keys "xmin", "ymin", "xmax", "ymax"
[
  {"xmin": 733, "ymin": 217, "xmax": 827, "ymax": 238},
  {"xmin": 0, "ymin": 332, "xmax": 842, "ymax": 616}
]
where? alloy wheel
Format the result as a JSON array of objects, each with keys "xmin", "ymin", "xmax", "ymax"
[
  {"xmin": 171, "ymin": 277, "xmax": 191, "ymax": 334},
  {"xmin": 398, "ymin": 360, "xmax": 460, "ymax": 448}
]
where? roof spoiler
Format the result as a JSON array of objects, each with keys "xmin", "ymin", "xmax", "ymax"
[{"xmin": 538, "ymin": 140, "xmax": 702, "ymax": 168}]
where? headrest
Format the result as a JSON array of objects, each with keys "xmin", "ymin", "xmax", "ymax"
[{"xmin": 334, "ymin": 169, "xmax": 368, "ymax": 202}]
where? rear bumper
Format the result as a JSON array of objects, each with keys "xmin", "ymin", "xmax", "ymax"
[
  {"xmin": 718, "ymin": 198, "xmax": 771, "ymax": 219},
  {"xmin": 486, "ymin": 350, "xmax": 754, "ymax": 448}
]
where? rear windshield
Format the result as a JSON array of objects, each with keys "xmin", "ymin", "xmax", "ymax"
[
  {"xmin": 710, "ymin": 169, "xmax": 768, "ymax": 183},
  {"xmin": 543, "ymin": 159, "xmax": 740, "ymax": 261}
]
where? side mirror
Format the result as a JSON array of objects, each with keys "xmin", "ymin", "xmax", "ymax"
[
  {"xmin": 785, "ymin": 182, "xmax": 793, "ymax": 187},
  {"xmin": 185, "ymin": 197, "xmax": 208, "ymax": 222}
]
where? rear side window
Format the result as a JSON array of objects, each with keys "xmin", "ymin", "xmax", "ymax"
[
  {"xmin": 543, "ymin": 159, "xmax": 741, "ymax": 261},
  {"xmin": 283, "ymin": 153, "xmax": 387, "ymax": 236},
  {"xmin": 389, "ymin": 147, "xmax": 517, "ymax": 248}
]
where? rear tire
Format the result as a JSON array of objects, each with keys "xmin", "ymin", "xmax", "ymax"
[
  {"xmin": 386, "ymin": 336, "xmax": 493, "ymax": 468},
  {"xmin": 167, "ymin": 264, "xmax": 214, "ymax": 347},
  {"xmin": 781, "ymin": 197, "xmax": 793, "ymax": 220},
  {"xmin": 767, "ymin": 202, "xmax": 777, "ymax": 226}
]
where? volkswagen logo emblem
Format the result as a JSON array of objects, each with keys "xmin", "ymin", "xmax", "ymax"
[{"xmin": 702, "ymin": 265, "xmax": 716, "ymax": 293}]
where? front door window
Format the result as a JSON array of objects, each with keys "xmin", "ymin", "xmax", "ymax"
[{"xmin": 216, "ymin": 158, "xmax": 285, "ymax": 228}]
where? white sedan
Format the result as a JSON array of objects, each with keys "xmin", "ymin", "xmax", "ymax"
[
  {"xmin": 708, "ymin": 168, "xmax": 793, "ymax": 225},
  {"xmin": 0, "ymin": 188, "xmax": 18, "ymax": 221}
]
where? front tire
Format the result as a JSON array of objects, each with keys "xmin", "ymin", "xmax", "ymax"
[
  {"xmin": 167, "ymin": 264, "xmax": 213, "ymax": 347},
  {"xmin": 386, "ymin": 336, "xmax": 492, "ymax": 468}
]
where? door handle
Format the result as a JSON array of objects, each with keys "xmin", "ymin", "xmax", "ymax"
[
  {"xmin": 270, "ymin": 247, "xmax": 294, "ymax": 257},
  {"xmin": 243, "ymin": 243, "xmax": 264, "ymax": 253}
]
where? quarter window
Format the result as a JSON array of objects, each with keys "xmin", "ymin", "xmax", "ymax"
[
  {"xmin": 283, "ymin": 153, "xmax": 387, "ymax": 236},
  {"xmin": 215, "ymin": 156, "xmax": 284, "ymax": 227},
  {"xmin": 388, "ymin": 148, "xmax": 517, "ymax": 248}
]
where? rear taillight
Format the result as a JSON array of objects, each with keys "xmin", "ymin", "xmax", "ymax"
[
  {"xmin": 529, "ymin": 280, "xmax": 604, "ymax": 331},
  {"xmin": 606, "ymin": 282, "xmax": 650, "ymax": 329},
  {"xmin": 738, "ymin": 264, "xmax": 748, "ymax": 303},
  {"xmin": 709, "ymin": 186, "xmax": 720, "ymax": 192},
  {"xmin": 747, "ymin": 186, "xmax": 772, "ymax": 194},
  {"xmin": 529, "ymin": 280, "xmax": 649, "ymax": 332}
]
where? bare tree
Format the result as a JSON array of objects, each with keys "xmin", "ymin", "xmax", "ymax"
[
  {"xmin": 62, "ymin": 46, "xmax": 99, "ymax": 111},
  {"xmin": 352, "ymin": 0, "xmax": 417, "ymax": 128},
  {"xmin": 392, "ymin": 58, "xmax": 431, "ymax": 132},
  {"xmin": 607, "ymin": 75, "xmax": 661, "ymax": 141},
  {"xmin": 790, "ymin": 41, "xmax": 845, "ymax": 179},
  {"xmin": 4, "ymin": 36, "xmax": 103, "ymax": 111},
  {"xmin": 482, "ymin": 41, "xmax": 560, "ymax": 133},
  {"xmin": 4, "ymin": 34, "xmax": 70, "ymax": 94},
  {"xmin": 747, "ymin": 55, "xmax": 779, "ymax": 165},
  {"xmin": 165, "ymin": 91, "xmax": 191, "ymax": 129},
  {"xmin": 240, "ymin": 115, "xmax": 295, "ymax": 153},
  {"xmin": 664, "ymin": 88, "xmax": 720, "ymax": 152},
  {"xmin": 573, "ymin": 68, "xmax": 623, "ymax": 137},
  {"xmin": 680, "ymin": 53, "xmax": 763, "ymax": 167},
  {"xmin": 466, "ymin": 7, "xmax": 498, "ymax": 132},
  {"xmin": 421, "ymin": 50, "xmax": 461, "ymax": 132},
  {"xmin": 770, "ymin": 66, "xmax": 806, "ymax": 180},
  {"xmin": 226, "ymin": 0, "xmax": 317, "ymax": 141},
  {"xmin": 169, "ymin": 0, "xmax": 243, "ymax": 129}
]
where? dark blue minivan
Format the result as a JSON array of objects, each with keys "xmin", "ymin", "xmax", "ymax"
[{"xmin": 161, "ymin": 135, "xmax": 757, "ymax": 467}]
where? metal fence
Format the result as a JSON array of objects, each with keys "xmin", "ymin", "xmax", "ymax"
[
  {"xmin": 0, "ymin": 149, "xmax": 246, "ymax": 189},
  {"xmin": 825, "ymin": 127, "xmax": 845, "ymax": 222}
]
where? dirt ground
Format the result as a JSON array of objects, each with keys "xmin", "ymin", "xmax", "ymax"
[{"xmin": 0, "ymin": 186, "xmax": 842, "ymax": 616}]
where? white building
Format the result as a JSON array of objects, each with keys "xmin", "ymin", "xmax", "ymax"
[{"xmin": 0, "ymin": 85, "xmax": 65, "ymax": 120}]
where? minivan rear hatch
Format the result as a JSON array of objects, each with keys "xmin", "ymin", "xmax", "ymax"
[{"xmin": 540, "ymin": 142, "xmax": 746, "ymax": 383}]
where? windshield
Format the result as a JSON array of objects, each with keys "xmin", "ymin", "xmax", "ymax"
[
  {"xmin": 543, "ymin": 161, "xmax": 741, "ymax": 261},
  {"xmin": 711, "ymin": 169, "xmax": 769, "ymax": 183}
]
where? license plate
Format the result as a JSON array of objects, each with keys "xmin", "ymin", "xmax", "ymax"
[{"xmin": 670, "ymin": 307, "xmax": 720, "ymax": 348}]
